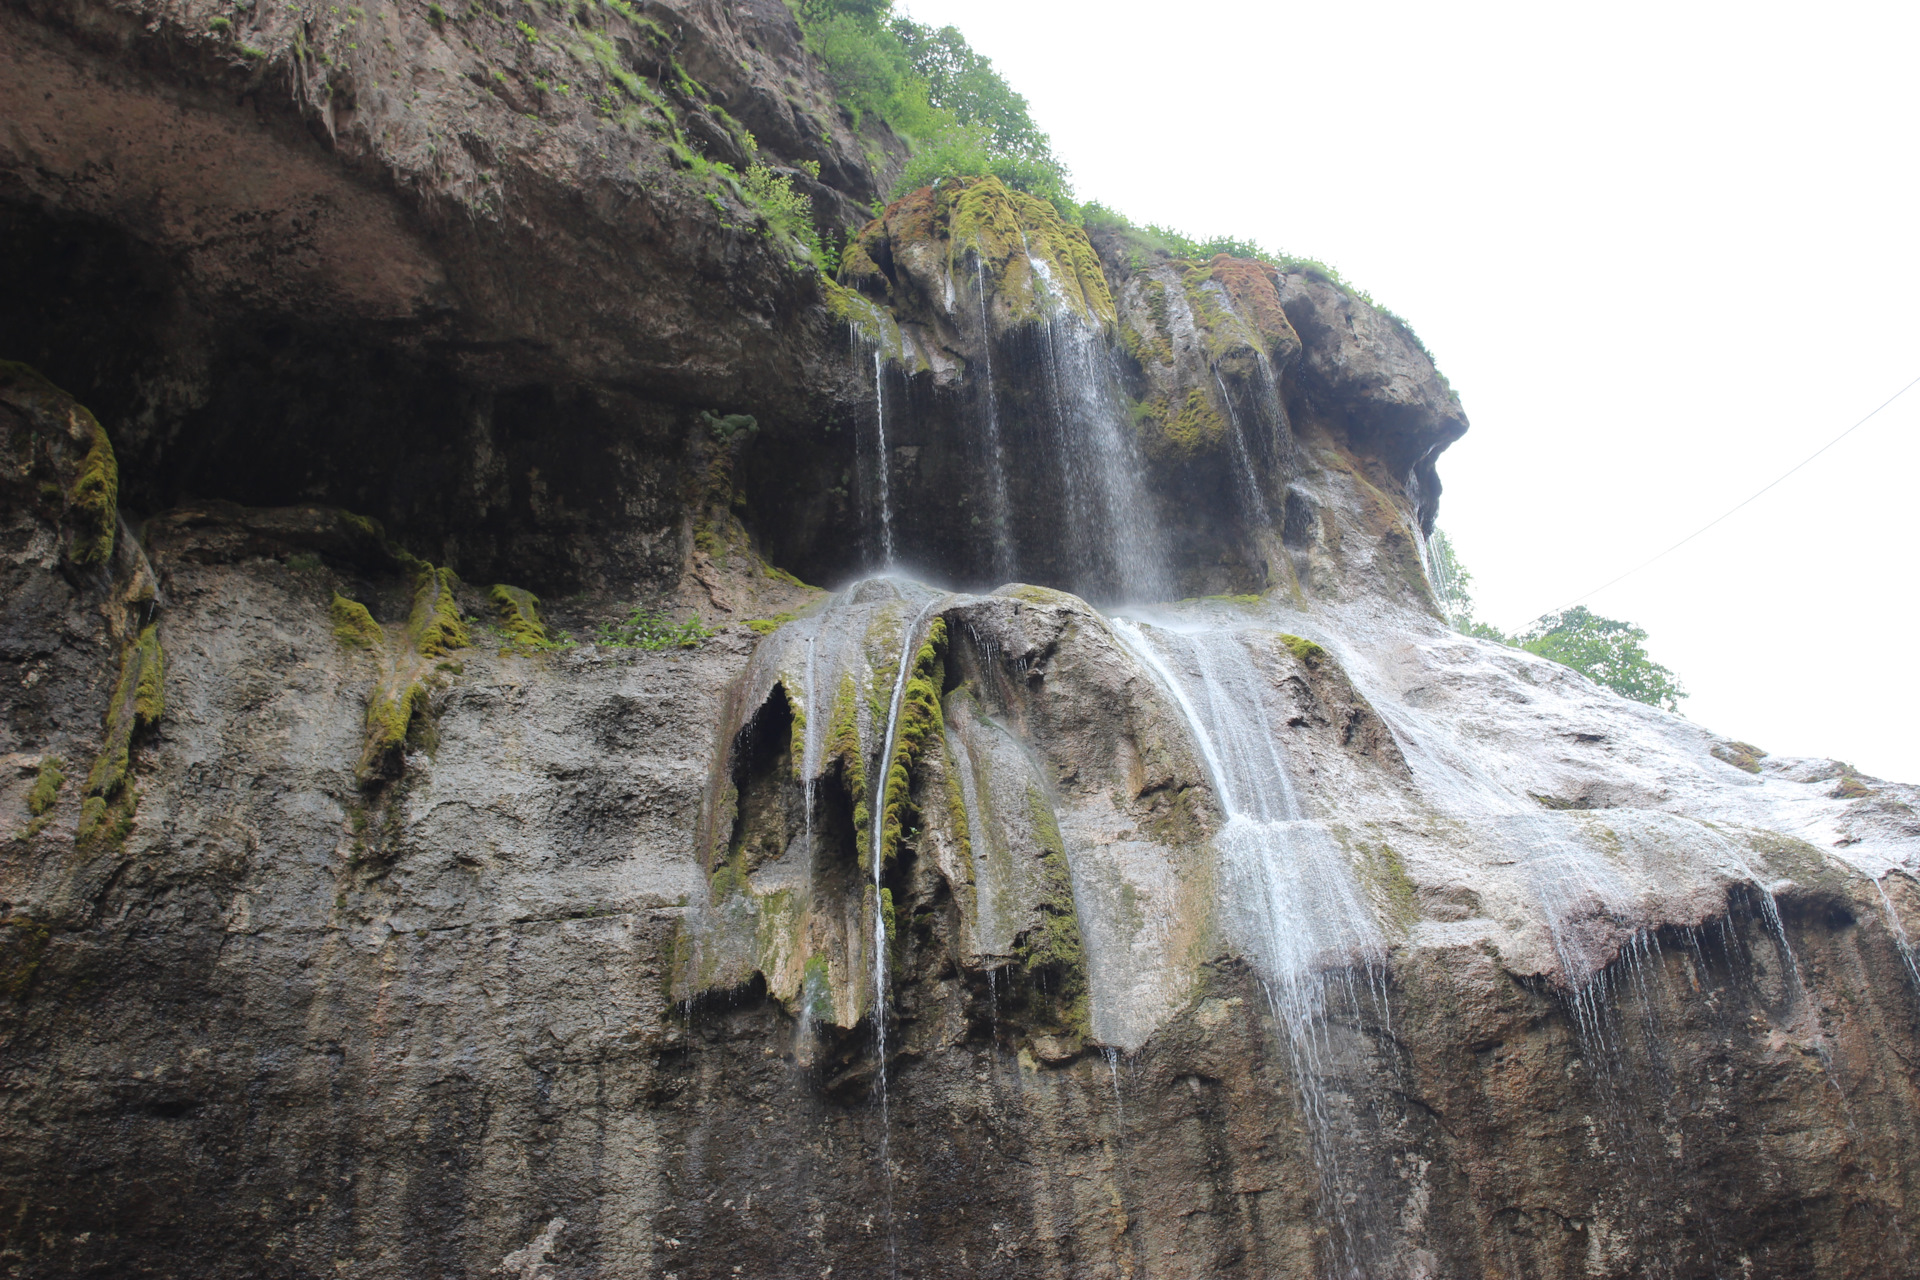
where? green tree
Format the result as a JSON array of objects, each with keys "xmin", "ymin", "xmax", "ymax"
[
  {"xmin": 793, "ymin": 0, "xmax": 1074, "ymax": 214},
  {"xmin": 1517, "ymin": 607, "xmax": 1687, "ymax": 712}
]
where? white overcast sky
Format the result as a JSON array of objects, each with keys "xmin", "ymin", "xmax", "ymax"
[{"xmin": 903, "ymin": 0, "xmax": 1920, "ymax": 781}]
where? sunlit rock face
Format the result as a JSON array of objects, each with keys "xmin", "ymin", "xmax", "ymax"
[{"xmin": 3, "ymin": 2, "xmax": 1919, "ymax": 1276}]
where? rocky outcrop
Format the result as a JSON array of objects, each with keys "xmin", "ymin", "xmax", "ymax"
[{"xmin": 4, "ymin": 4, "xmax": 1920, "ymax": 1277}]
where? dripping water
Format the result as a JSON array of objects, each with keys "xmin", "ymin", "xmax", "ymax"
[
  {"xmin": 1873, "ymin": 876, "xmax": 1920, "ymax": 993},
  {"xmin": 1213, "ymin": 370, "xmax": 1272, "ymax": 529},
  {"xmin": 867, "ymin": 592, "xmax": 944, "ymax": 1275},
  {"xmin": 1110, "ymin": 616, "xmax": 1389, "ymax": 1276},
  {"xmin": 872, "ymin": 351, "xmax": 895, "ymax": 568},
  {"xmin": 972, "ymin": 253, "xmax": 1016, "ymax": 582}
]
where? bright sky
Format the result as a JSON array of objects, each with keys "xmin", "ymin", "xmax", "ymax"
[{"xmin": 903, "ymin": 0, "xmax": 1920, "ymax": 781}]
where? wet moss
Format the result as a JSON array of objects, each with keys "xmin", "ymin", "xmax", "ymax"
[
  {"xmin": 1013, "ymin": 782, "xmax": 1089, "ymax": 1035},
  {"xmin": 746, "ymin": 612, "xmax": 797, "ymax": 635},
  {"xmin": 945, "ymin": 177, "xmax": 1114, "ymax": 328},
  {"xmin": 21, "ymin": 758, "xmax": 65, "ymax": 839},
  {"xmin": 829, "ymin": 672, "xmax": 869, "ymax": 850},
  {"xmin": 1155, "ymin": 386, "xmax": 1228, "ymax": 456},
  {"xmin": 407, "ymin": 566, "xmax": 469, "ymax": 658},
  {"xmin": 875, "ymin": 619, "xmax": 947, "ymax": 871},
  {"xmin": 356, "ymin": 679, "xmax": 429, "ymax": 787},
  {"xmin": 77, "ymin": 624, "xmax": 163, "ymax": 850},
  {"xmin": 331, "ymin": 594, "xmax": 384, "ymax": 650},
  {"xmin": 823, "ymin": 276, "xmax": 906, "ymax": 361},
  {"xmin": 489, "ymin": 584, "xmax": 551, "ymax": 648},
  {"xmin": 1712, "ymin": 741, "xmax": 1768, "ymax": 775},
  {"xmin": 1277, "ymin": 633, "xmax": 1327, "ymax": 666},
  {"xmin": 65, "ymin": 408, "xmax": 118, "ymax": 566},
  {"xmin": 1354, "ymin": 838, "xmax": 1418, "ymax": 934},
  {"xmin": 802, "ymin": 952, "xmax": 833, "ymax": 1021},
  {"xmin": 0, "ymin": 918, "xmax": 52, "ymax": 1002}
]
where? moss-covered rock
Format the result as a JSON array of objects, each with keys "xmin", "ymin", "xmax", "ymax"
[
  {"xmin": 489, "ymin": 584, "xmax": 551, "ymax": 648},
  {"xmin": 0, "ymin": 361, "xmax": 120, "ymax": 567},
  {"xmin": 77, "ymin": 623, "xmax": 164, "ymax": 850},
  {"xmin": 407, "ymin": 566, "xmax": 469, "ymax": 659},
  {"xmin": 331, "ymin": 594, "xmax": 385, "ymax": 650}
]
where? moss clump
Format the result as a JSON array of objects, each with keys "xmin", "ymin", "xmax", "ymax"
[
  {"xmin": 1013, "ymin": 782, "xmax": 1089, "ymax": 1035},
  {"xmin": 1355, "ymin": 839, "xmax": 1418, "ymax": 933},
  {"xmin": 1712, "ymin": 741, "xmax": 1767, "ymax": 775},
  {"xmin": 489, "ymin": 584, "xmax": 551, "ymax": 648},
  {"xmin": 1832, "ymin": 771, "xmax": 1872, "ymax": 800},
  {"xmin": 356, "ymin": 679, "xmax": 429, "ymax": 786},
  {"xmin": 823, "ymin": 276, "xmax": 907, "ymax": 361},
  {"xmin": 65, "ymin": 409, "xmax": 119, "ymax": 566},
  {"xmin": 77, "ymin": 624, "xmax": 163, "ymax": 849},
  {"xmin": 944, "ymin": 176, "xmax": 1114, "ymax": 328},
  {"xmin": 1146, "ymin": 386, "xmax": 1228, "ymax": 457},
  {"xmin": 762, "ymin": 563, "xmax": 814, "ymax": 590},
  {"xmin": 407, "ymin": 566, "xmax": 469, "ymax": 658},
  {"xmin": 21, "ymin": 758, "xmax": 65, "ymax": 838},
  {"xmin": 874, "ymin": 619, "xmax": 947, "ymax": 872},
  {"xmin": 27, "ymin": 758, "xmax": 65, "ymax": 818},
  {"xmin": 828, "ymin": 672, "xmax": 869, "ymax": 850},
  {"xmin": 746, "ymin": 612, "xmax": 797, "ymax": 635},
  {"xmin": 331, "ymin": 594, "xmax": 384, "ymax": 650},
  {"xmin": 0, "ymin": 918, "xmax": 52, "ymax": 1002},
  {"xmin": 1277, "ymin": 633, "xmax": 1327, "ymax": 666}
]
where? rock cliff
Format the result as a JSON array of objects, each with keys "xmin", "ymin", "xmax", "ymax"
[{"xmin": 3, "ymin": 2, "xmax": 1918, "ymax": 1278}]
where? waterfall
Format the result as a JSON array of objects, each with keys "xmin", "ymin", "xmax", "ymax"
[
  {"xmin": 866, "ymin": 591, "xmax": 944, "ymax": 1276},
  {"xmin": 1213, "ymin": 370, "xmax": 1273, "ymax": 530},
  {"xmin": 871, "ymin": 351, "xmax": 895, "ymax": 568},
  {"xmin": 972, "ymin": 254, "xmax": 1017, "ymax": 583},
  {"xmin": 1025, "ymin": 250, "xmax": 1168, "ymax": 602},
  {"xmin": 1109, "ymin": 616, "xmax": 1388, "ymax": 1274}
]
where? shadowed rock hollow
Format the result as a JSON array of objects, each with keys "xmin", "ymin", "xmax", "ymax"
[{"xmin": 2, "ymin": 2, "xmax": 1918, "ymax": 1277}]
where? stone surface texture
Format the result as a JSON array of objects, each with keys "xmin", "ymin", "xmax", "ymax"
[{"xmin": 1, "ymin": 2, "xmax": 1918, "ymax": 1278}]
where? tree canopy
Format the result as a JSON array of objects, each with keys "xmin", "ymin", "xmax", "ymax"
[
  {"xmin": 1427, "ymin": 531, "xmax": 1686, "ymax": 712},
  {"xmin": 794, "ymin": 0, "xmax": 1073, "ymax": 213}
]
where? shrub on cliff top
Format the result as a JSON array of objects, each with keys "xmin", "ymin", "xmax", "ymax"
[{"xmin": 793, "ymin": 0, "xmax": 1074, "ymax": 215}]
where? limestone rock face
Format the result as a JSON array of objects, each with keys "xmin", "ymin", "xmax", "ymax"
[{"xmin": 3, "ymin": 5, "xmax": 1920, "ymax": 1278}]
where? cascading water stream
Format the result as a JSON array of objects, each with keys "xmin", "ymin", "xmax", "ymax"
[
  {"xmin": 1213, "ymin": 370, "xmax": 1273, "ymax": 529},
  {"xmin": 872, "ymin": 351, "xmax": 895, "ymax": 568},
  {"xmin": 972, "ymin": 253, "xmax": 1016, "ymax": 582},
  {"xmin": 1109, "ymin": 616, "xmax": 1388, "ymax": 1274},
  {"xmin": 866, "ymin": 591, "xmax": 945, "ymax": 1276},
  {"xmin": 1872, "ymin": 877, "xmax": 1920, "ymax": 993},
  {"xmin": 1023, "ymin": 245, "xmax": 1167, "ymax": 601}
]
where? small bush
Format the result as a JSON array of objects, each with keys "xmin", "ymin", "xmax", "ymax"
[
  {"xmin": 742, "ymin": 163, "xmax": 834, "ymax": 269},
  {"xmin": 595, "ymin": 608, "xmax": 714, "ymax": 650}
]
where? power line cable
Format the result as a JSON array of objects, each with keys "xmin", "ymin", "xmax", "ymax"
[{"xmin": 1545, "ymin": 370, "xmax": 1920, "ymax": 615}]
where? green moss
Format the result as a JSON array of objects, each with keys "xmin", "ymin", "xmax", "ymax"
[
  {"xmin": 802, "ymin": 952, "xmax": 833, "ymax": 1021},
  {"xmin": 944, "ymin": 176, "xmax": 1114, "ymax": 329},
  {"xmin": 1355, "ymin": 838, "xmax": 1418, "ymax": 934},
  {"xmin": 1013, "ymin": 781, "xmax": 1088, "ymax": 1036},
  {"xmin": 489, "ymin": 583, "xmax": 552, "ymax": 648},
  {"xmin": 66, "ymin": 406, "xmax": 118, "ymax": 566},
  {"xmin": 746, "ymin": 612, "xmax": 797, "ymax": 635},
  {"xmin": 1277, "ymin": 633, "xmax": 1327, "ymax": 665},
  {"xmin": 0, "ymin": 918, "xmax": 52, "ymax": 1002},
  {"xmin": 77, "ymin": 624, "xmax": 163, "ymax": 849},
  {"xmin": 880, "ymin": 885, "xmax": 897, "ymax": 946},
  {"xmin": 829, "ymin": 672, "xmax": 868, "ymax": 856},
  {"xmin": 1712, "ymin": 741, "xmax": 1768, "ymax": 775},
  {"xmin": 407, "ymin": 566, "xmax": 469, "ymax": 658},
  {"xmin": 356, "ymin": 679, "xmax": 429, "ymax": 786},
  {"xmin": 1157, "ymin": 386, "xmax": 1228, "ymax": 456},
  {"xmin": 26, "ymin": 758, "xmax": 65, "ymax": 818},
  {"xmin": 874, "ymin": 620, "xmax": 947, "ymax": 872},
  {"xmin": 823, "ymin": 276, "xmax": 906, "ymax": 360},
  {"xmin": 761, "ymin": 563, "xmax": 815, "ymax": 590},
  {"xmin": 331, "ymin": 594, "xmax": 384, "ymax": 650}
]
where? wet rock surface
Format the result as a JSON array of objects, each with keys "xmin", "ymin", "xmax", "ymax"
[{"xmin": 2, "ymin": 5, "xmax": 1919, "ymax": 1276}]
